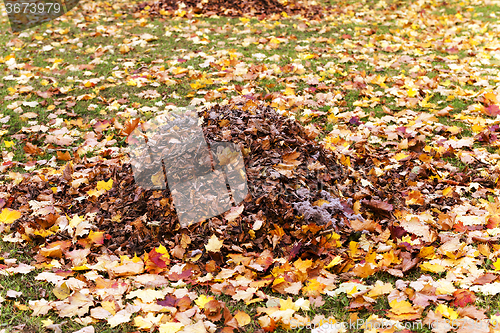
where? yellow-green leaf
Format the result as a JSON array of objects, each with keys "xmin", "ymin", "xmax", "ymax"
[{"xmin": 0, "ymin": 208, "xmax": 21, "ymax": 224}]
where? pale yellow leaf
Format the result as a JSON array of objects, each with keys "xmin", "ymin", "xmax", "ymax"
[
  {"xmin": 234, "ymin": 310, "xmax": 251, "ymax": 327},
  {"xmin": 159, "ymin": 322, "xmax": 184, "ymax": 333},
  {"xmin": 205, "ymin": 235, "xmax": 223, "ymax": 253}
]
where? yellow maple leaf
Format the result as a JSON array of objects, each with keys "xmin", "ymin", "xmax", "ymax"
[
  {"xmin": 101, "ymin": 300, "xmax": 116, "ymax": 315},
  {"xmin": 69, "ymin": 215, "xmax": 84, "ymax": 228},
  {"xmin": 301, "ymin": 279, "xmax": 325, "ymax": 297},
  {"xmin": 205, "ymin": 234, "xmax": 223, "ymax": 252},
  {"xmin": 14, "ymin": 301, "xmax": 28, "ymax": 311},
  {"xmin": 119, "ymin": 45, "xmax": 130, "ymax": 54},
  {"xmin": 33, "ymin": 229, "xmax": 54, "ymax": 238},
  {"xmin": 407, "ymin": 87, "xmax": 418, "ymax": 97},
  {"xmin": 340, "ymin": 155, "xmax": 351, "ymax": 167},
  {"xmin": 491, "ymin": 314, "xmax": 500, "ymax": 328},
  {"xmin": 172, "ymin": 67, "xmax": 188, "ymax": 75},
  {"xmin": 493, "ymin": 258, "xmax": 500, "ymax": 271},
  {"xmin": 127, "ymin": 289, "xmax": 165, "ymax": 303},
  {"xmin": 347, "ymin": 286, "xmax": 358, "ymax": 296},
  {"xmin": 420, "ymin": 261, "xmax": 446, "ymax": 273},
  {"xmin": 351, "ymin": 262, "xmax": 377, "ymax": 278},
  {"xmin": 389, "ymin": 299, "xmax": 415, "ymax": 315},
  {"xmin": 419, "ymin": 94, "xmax": 434, "ymax": 107},
  {"xmin": 87, "ymin": 230, "xmax": 105, "ymax": 245},
  {"xmin": 447, "ymin": 126, "xmax": 462, "ymax": 135},
  {"xmin": 41, "ymin": 319, "xmax": 54, "ymax": 327},
  {"xmin": 394, "ymin": 152, "xmax": 410, "ymax": 161},
  {"xmin": 419, "ymin": 246, "xmax": 436, "ymax": 259},
  {"xmin": 87, "ymin": 188, "xmax": 104, "ymax": 198},
  {"xmin": 190, "ymin": 81, "xmax": 204, "ymax": 90},
  {"xmin": 379, "ymin": 249, "xmax": 397, "ymax": 267},
  {"xmin": 284, "ymin": 87, "xmax": 295, "ymax": 96},
  {"xmin": 131, "ymin": 253, "xmax": 142, "ymax": 263},
  {"xmin": 96, "ymin": 179, "xmax": 113, "ymax": 191},
  {"xmin": 472, "ymin": 124, "xmax": 484, "ymax": 133},
  {"xmin": 313, "ymin": 199, "xmax": 329, "ymax": 207},
  {"xmin": 293, "ymin": 258, "xmax": 313, "ymax": 272},
  {"xmin": 53, "ymin": 282, "xmax": 71, "ymax": 300},
  {"xmin": 0, "ymin": 208, "xmax": 21, "ymax": 224},
  {"xmin": 234, "ymin": 310, "xmax": 251, "ymax": 327},
  {"xmin": 273, "ymin": 277, "xmax": 285, "ymax": 286},
  {"xmin": 349, "ymin": 241, "xmax": 358, "ymax": 257},
  {"xmin": 134, "ymin": 316, "xmax": 153, "ymax": 330},
  {"xmin": 279, "ymin": 297, "xmax": 298, "ymax": 311},
  {"xmin": 367, "ymin": 282, "xmax": 393, "ymax": 298},
  {"xmin": 71, "ymin": 265, "xmax": 90, "ymax": 271},
  {"xmin": 484, "ymin": 91, "xmax": 498, "ymax": 104},
  {"xmin": 435, "ymin": 304, "xmax": 458, "ymax": 319},
  {"xmin": 134, "ymin": 313, "xmax": 165, "ymax": 330},
  {"xmin": 436, "ymin": 280, "xmax": 456, "ymax": 295},
  {"xmin": 365, "ymin": 251, "xmax": 377, "ymax": 264},
  {"xmin": 325, "ymin": 256, "xmax": 343, "ymax": 269},
  {"xmin": 194, "ymin": 295, "xmax": 214, "ymax": 309},
  {"xmin": 442, "ymin": 187, "xmax": 454, "ymax": 197},
  {"xmin": 158, "ymin": 322, "xmax": 184, "ymax": 333},
  {"xmin": 327, "ymin": 114, "xmax": 338, "ymax": 123}
]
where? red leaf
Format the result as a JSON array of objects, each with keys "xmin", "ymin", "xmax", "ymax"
[
  {"xmin": 453, "ymin": 221, "xmax": 467, "ymax": 232},
  {"xmin": 453, "ymin": 289, "xmax": 476, "ymax": 307},
  {"xmin": 484, "ymin": 104, "xmax": 500, "ymax": 116},
  {"xmin": 148, "ymin": 248, "xmax": 168, "ymax": 269},
  {"xmin": 487, "ymin": 216, "xmax": 500, "ymax": 229}
]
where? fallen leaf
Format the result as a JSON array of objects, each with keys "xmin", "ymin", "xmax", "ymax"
[{"xmin": 205, "ymin": 235, "xmax": 223, "ymax": 253}]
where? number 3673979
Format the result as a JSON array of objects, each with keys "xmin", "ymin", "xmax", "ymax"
[{"xmin": 5, "ymin": 2, "xmax": 61, "ymax": 14}]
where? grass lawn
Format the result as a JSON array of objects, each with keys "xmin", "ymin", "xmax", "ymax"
[{"xmin": 2, "ymin": 0, "xmax": 500, "ymax": 331}]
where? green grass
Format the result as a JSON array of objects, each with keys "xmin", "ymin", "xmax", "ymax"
[{"xmin": 2, "ymin": 0, "xmax": 500, "ymax": 330}]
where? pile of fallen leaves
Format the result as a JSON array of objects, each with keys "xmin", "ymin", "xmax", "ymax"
[
  {"xmin": 135, "ymin": 0, "xmax": 324, "ymax": 19},
  {"xmin": 5, "ymin": 102, "xmax": 358, "ymax": 265}
]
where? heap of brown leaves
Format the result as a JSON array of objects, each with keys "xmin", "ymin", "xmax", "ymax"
[
  {"xmin": 6, "ymin": 103, "xmax": 356, "ymax": 264},
  {"xmin": 135, "ymin": 0, "xmax": 324, "ymax": 19}
]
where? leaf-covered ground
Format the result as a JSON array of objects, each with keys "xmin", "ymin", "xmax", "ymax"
[{"xmin": 2, "ymin": 0, "xmax": 500, "ymax": 332}]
